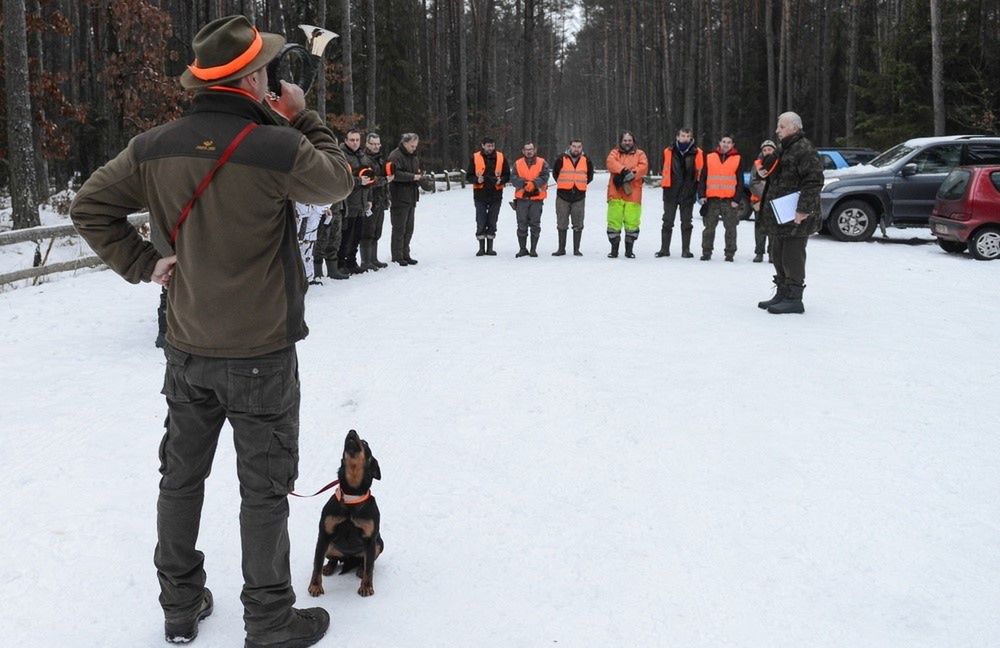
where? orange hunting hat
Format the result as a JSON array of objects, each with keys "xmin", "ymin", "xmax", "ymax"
[{"xmin": 180, "ymin": 15, "xmax": 285, "ymax": 90}]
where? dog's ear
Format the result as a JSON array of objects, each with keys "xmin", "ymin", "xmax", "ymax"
[{"xmin": 369, "ymin": 456, "xmax": 381, "ymax": 481}]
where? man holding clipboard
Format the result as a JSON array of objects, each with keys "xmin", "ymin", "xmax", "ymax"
[{"xmin": 756, "ymin": 112, "xmax": 825, "ymax": 314}]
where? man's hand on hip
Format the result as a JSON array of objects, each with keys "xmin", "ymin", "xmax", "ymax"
[{"xmin": 152, "ymin": 255, "xmax": 177, "ymax": 286}]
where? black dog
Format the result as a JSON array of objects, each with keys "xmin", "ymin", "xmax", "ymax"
[{"xmin": 308, "ymin": 429, "xmax": 383, "ymax": 597}]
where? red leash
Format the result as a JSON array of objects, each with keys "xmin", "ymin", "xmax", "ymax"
[{"xmin": 289, "ymin": 479, "xmax": 340, "ymax": 498}]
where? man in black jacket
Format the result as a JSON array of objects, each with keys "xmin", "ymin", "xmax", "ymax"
[
  {"xmin": 656, "ymin": 128, "xmax": 704, "ymax": 258},
  {"xmin": 466, "ymin": 137, "xmax": 511, "ymax": 256},
  {"xmin": 386, "ymin": 132, "xmax": 425, "ymax": 265},
  {"xmin": 338, "ymin": 129, "xmax": 375, "ymax": 273},
  {"xmin": 360, "ymin": 132, "xmax": 390, "ymax": 271}
]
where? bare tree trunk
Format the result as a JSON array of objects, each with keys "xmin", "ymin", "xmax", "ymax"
[
  {"xmin": 27, "ymin": 0, "xmax": 51, "ymax": 200},
  {"xmin": 845, "ymin": 0, "xmax": 859, "ymax": 142},
  {"xmin": 521, "ymin": 0, "xmax": 536, "ymax": 143},
  {"xmin": 3, "ymin": 0, "xmax": 41, "ymax": 229},
  {"xmin": 930, "ymin": 0, "xmax": 945, "ymax": 135},
  {"xmin": 682, "ymin": 0, "xmax": 698, "ymax": 128},
  {"xmin": 365, "ymin": 0, "xmax": 376, "ymax": 127},
  {"xmin": 819, "ymin": 0, "xmax": 831, "ymax": 144},
  {"xmin": 455, "ymin": 0, "xmax": 469, "ymax": 162},
  {"xmin": 315, "ymin": 0, "xmax": 327, "ymax": 120},
  {"xmin": 765, "ymin": 0, "xmax": 776, "ymax": 127},
  {"xmin": 341, "ymin": 0, "xmax": 355, "ymax": 118}
]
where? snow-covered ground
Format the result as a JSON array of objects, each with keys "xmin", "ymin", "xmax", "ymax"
[{"xmin": 1, "ymin": 175, "xmax": 998, "ymax": 647}]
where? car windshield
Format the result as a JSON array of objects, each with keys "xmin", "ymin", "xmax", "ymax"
[
  {"xmin": 937, "ymin": 169, "xmax": 971, "ymax": 200},
  {"xmin": 868, "ymin": 143, "xmax": 914, "ymax": 168}
]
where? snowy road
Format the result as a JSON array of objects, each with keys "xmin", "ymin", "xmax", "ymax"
[{"xmin": 2, "ymin": 175, "xmax": 998, "ymax": 647}]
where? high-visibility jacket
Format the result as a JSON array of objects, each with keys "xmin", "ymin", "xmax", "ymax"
[
  {"xmin": 556, "ymin": 154, "xmax": 589, "ymax": 191},
  {"xmin": 749, "ymin": 157, "xmax": 779, "ymax": 204},
  {"xmin": 514, "ymin": 157, "xmax": 548, "ymax": 201},
  {"xmin": 606, "ymin": 147, "xmax": 649, "ymax": 203},
  {"xmin": 661, "ymin": 147, "xmax": 704, "ymax": 188},
  {"xmin": 704, "ymin": 150, "xmax": 742, "ymax": 199},
  {"xmin": 473, "ymin": 151, "xmax": 506, "ymax": 190}
]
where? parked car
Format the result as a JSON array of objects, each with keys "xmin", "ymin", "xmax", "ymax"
[
  {"xmin": 929, "ymin": 165, "xmax": 1000, "ymax": 260},
  {"xmin": 817, "ymin": 147, "xmax": 879, "ymax": 170},
  {"xmin": 819, "ymin": 135, "xmax": 1000, "ymax": 241}
]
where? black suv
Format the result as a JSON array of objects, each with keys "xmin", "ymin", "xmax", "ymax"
[{"xmin": 820, "ymin": 135, "xmax": 1000, "ymax": 241}]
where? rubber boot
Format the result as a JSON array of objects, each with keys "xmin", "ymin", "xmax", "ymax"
[
  {"xmin": 327, "ymin": 258, "xmax": 350, "ymax": 280},
  {"xmin": 655, "ymin": 228, "xmax": 672, "ymax": 257},
  {"xmin": 486, "ymin": 238, "xmax": 497, "ymax": 256},
  {"xmin": 313, "ymin": 261, "xmax": 324, "ymax": 279},
  {"xmin": 767, "ymin": 283, "xmax": 806, "ymax": 314},
  {"xmin": 758, "ymin": 276, "xmax": 787, "ymax": 309},
  {"xmin": 516, "ymin": 235, "xmax": 529, "ymax": 257},
  {"xmin": 359, "ymin": 241, "xmax": 375, "ymax": 272},
  {"xmin": 552, "ymin": 230, "xmax": 567, "ymax": 256},
  {"xmin": 573, "ymin": 230, "xmax": 583, "ymax": 256},
  {"xmin": 624, "ymin": 239, "xmax": 636, "ymax": 259},
  {"xmin": 529, "ymin": 233, "xmax": 539, "ymax": 257},
  {"xmin": 681, "ymin": 226, "xmax": 694, "ymax": 258},
  {"xmin": 477, "ymin": 239, "xmax": 487, "ymax": 256},
  {"xmin": 372, "ymin": 240, "xmax": 388, "ymax": 268},
  {"xmin": 607, "ymin": 238, "xmax": 620, "ymax": 258}
]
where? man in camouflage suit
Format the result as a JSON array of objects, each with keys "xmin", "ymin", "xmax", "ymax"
[{"xmin": 757, "ymin": 112, "xmax": 824, "ymax": 314}]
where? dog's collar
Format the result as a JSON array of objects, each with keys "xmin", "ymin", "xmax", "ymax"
[{"xmin": 335, "ymin": 487, "xmax": 371, "ymax": 505}]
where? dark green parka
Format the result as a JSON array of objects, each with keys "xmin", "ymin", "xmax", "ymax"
[{"xmin": 760, "ymin": 131, "xmax": 825, "ymax": 238}]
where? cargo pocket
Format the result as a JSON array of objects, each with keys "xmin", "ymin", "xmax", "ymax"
[
  {"xmin": 227, "ymin": 361, "xmax": 285, "ymax": 415},
  {"xmin": 157, "ymin": 425, "xmax": 171, "ymax": 476},
  {"xmin": 160, "ymin": 346, "xmax": 193, "ymax": 403},
  {"xmin": 267, "ymin": 424, "xmax": 299, "ymax": 494}
]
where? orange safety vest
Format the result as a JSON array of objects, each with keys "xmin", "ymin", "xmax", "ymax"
[
  {"xmin": 556, "ymin": 154, "xmax": 589, "ymax": 191},
  {"xmin": 749, "ymin": 157, "xmax": 779, "ymax": 204},
  {"xmin": 514, "ymin": 157, "xmax": 548, "ymax": 201},
  {"xmin": 704, "ymin": 151, "xmax": 741, "ymax": 199},
  {"xmin": 660, "ymin": 147, "xmax": 704, "ymax": 188},
  {"xmin": 473, "ymin": 151, "xmax": 505, "ymax": 190}
]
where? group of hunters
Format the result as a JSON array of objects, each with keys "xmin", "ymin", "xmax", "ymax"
[
  {"xmin": 303, "ymin": 123, "xmax": 824, "ymax": 310},
  {"xmin": 68, "ymin": 14, "xmax": 824, "ymax": 648}
]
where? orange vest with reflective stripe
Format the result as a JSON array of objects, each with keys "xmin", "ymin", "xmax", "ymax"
[
  {"xmin": 473, "ymin": 151, "xmax": 505, "ymax": 190},
  {"xmin": 514, "ymin": 157, "xmax": 547, "ymax": 201},
  {"xmin": 661, "ymin": 147, "xmax": 704, "ymax": 188},
  {"xmin": 705, "ymin": 151, "xmax": 741, "ymax": 199},
  {"xmin": 556, "ymin": 154, "xmax": 589, "ymax": 191},
  {"xmin": 749, "ymin": 157, "xmax": 778, "ymax": 204}
]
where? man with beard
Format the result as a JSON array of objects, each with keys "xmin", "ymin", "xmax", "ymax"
[
  {"xmin": 338, "ymin": 129, "xmax": 375, "ymax": 273},
  {"xmin": 606, "ymin": 131, "xmax": 649, "ymax": 258},
  {"xmin": 386, "ymin": 132, "xmax": 425, "ymax": 265},
  {"xmin": 359, "ymin": 132, "xmax": 390, "ymax": 271},
  {"xmin": 466, "ymin": 137, "xmax": 511, "ymax": 256},
  {"xmin": 700, "ymin": 134, "xmax": 747, "ymax": 261},
  {"xmin": 510, "ymin": 141, "xmax": 551, "ymax": 258},
  {"xmin": 757, "ymin": 112, "xmax": 824, "ymax": 314},
  {"xmin": 551, "ymin": 138, "xmax": 594, "ymax": 256},
  {"xmin": 655, "ymin": 127, "xmax": 704, "ymax": 258}
]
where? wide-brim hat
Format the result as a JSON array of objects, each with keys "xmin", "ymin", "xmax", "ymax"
[{"xmin": 180, "ymin": 15, "xmax": 285, "ymax": 90}]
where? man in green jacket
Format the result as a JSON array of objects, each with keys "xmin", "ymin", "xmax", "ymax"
[
  {"xmin": 757, "ymin": 112, "xmax": 824, "ymax": 314},
  {"xmin": 70, "ymin": 16, "xmax": 353, "ymax": 647}
]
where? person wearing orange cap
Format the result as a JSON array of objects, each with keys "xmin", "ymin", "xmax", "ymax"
[{"xmin": 70, "ymin": 15, "xmax": 353, "ymax": 647}]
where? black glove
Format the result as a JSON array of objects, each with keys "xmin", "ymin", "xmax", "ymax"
[{"xmin": 612, "ymin": 170, "xmax": 627, "ymax": 187}]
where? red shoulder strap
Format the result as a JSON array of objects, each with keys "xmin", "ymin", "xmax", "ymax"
[{"xmin": 170, "ymin": 122, "xmax": 259, "ymax": 245}]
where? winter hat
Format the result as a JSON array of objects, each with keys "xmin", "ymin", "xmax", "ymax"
[
  {"xmin": 181, "ymin": 16, "xmax": 285, "ymax": 89},
  {"xmin": 760, "ymin": 139, "xmax": 777, "ymax": 150}
]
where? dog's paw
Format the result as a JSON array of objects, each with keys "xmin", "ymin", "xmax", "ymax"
[
  {"xmin": 322, "ymin": 562, "xmax": 337, "ymax": 576},
  {"xmin": 357, "ymin": 581, "xmax": 374, "ymax": 597},
  {"xmin": 308, "ymin": 583, "xmax": 325, "ymax": 597}
]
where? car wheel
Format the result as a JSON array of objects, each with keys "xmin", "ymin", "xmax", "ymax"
[
  {"xmin": 828, "ymin": 199, "xmax": 879, "ymax": 242},
  {"xmin": 969, "ymin": 227, "xmax": 1000, "ymax": 261},
  {"xmin": 936, "ymin": 239, "xmax": 967, "ymax": 254}
]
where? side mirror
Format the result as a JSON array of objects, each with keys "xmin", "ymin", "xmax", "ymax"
[{"xmin": 901, "ymin": 163, "xmax": 918, "ymax": 177}]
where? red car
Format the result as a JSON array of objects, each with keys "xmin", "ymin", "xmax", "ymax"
[{"xmin": 930, "ymin": 165, "xmax": 1000, "ymax": 260}]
